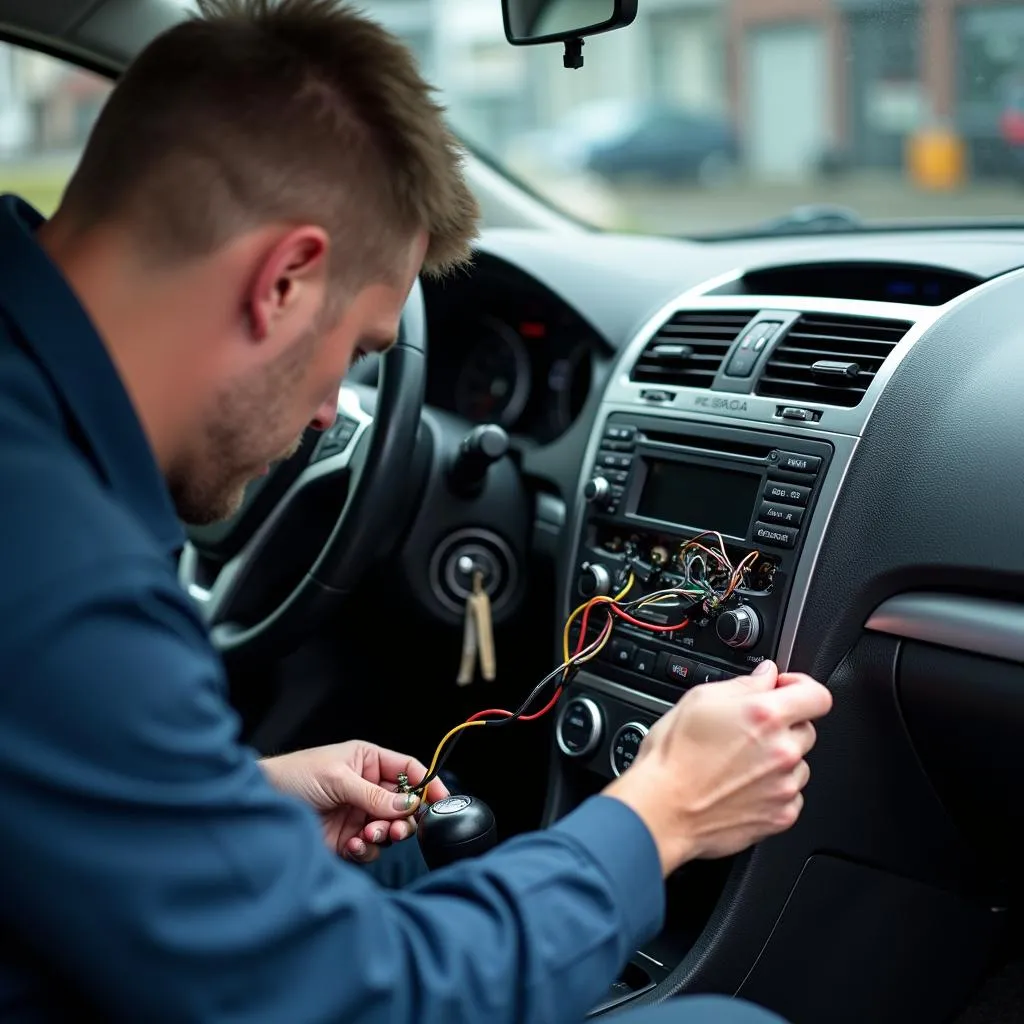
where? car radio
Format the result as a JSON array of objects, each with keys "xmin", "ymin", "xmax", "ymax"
[{"xmin": 568, "ymin": 413, "xmax": 833, "ymax": 704}]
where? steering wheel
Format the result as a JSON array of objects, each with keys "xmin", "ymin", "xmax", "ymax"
[{"xmin": 178, "ymin": 279, "xmax": 428, "ymax": 665}]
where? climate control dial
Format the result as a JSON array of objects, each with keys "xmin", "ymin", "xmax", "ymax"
[
  {"xmin": 716, "ymin": 605, "xmax": 762, "ymax": 650},
  {"xmin": 556, "ymin": 697, "xmax": 603, "ymax": 758}
]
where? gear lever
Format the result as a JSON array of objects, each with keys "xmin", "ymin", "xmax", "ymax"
[{"xmin": 417, "ymin": 794, "xmax": 497, "ymax": 870}]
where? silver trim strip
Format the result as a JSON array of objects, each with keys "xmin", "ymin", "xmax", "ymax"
[
  {"xmin": 572, "ymin": 670, "xmax": 675, "ymax": 715},
  {"xmin": 866, "ymin": 592, "xmax": 1024, "ymax": 665}
]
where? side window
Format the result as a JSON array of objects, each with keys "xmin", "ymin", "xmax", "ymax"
[{"xmin": 0, "ymin": 43, "xmax": 112, "ymax": 215}]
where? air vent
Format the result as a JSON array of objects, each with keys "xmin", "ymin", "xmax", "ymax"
[
  {"xmin": 755, "ymin": 313, "xmax": 912, "ymax": 408},
  {"xmin": 630, "ymin": 311, "xmax": 755, "ymax": 389}
]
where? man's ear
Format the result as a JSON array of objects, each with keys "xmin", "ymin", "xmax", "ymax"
[{"xmin": 246, "ymin": 226, "xmax": 330, "ymax": 342}]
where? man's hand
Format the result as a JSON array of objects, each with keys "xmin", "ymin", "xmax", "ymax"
[
  {"xmin": 260, "ymin": 741, "xmax": 450, "ymax": 864},
  {"xmin": 604, "ymin": 660, "xmax": 832, "ymax": 876}
]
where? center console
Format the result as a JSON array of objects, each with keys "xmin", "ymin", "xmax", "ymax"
[{"xmin": 542, "ymin": 292, "xmax": 933, "ymax": 1015}]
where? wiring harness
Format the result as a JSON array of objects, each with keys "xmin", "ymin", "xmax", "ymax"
[{"xmin": 410, "ymin": 531, "xmax": 758, "ymax": 799}]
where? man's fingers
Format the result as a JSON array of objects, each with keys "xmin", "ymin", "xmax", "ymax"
[
  {"xmin": 761, "ymin": 676, "xmax": 833, "ymax": 726},
  {"xmin": 363, "ymin": 817, "xmax": 417, "ymax": 844},
  {"xmin": 348, "ymin": 775, "xmax": 420, "ymax": 820},
  {"xmin": 790, "ymin": 721, "xmax": 816, "ymax": 757},
  {"xmin": 375, "ymin": 747, "xmax": 432, "ymax": 789},
  {"xmin": 344, "ymin": 837, "xmax": 381, "ymax": 864},
  {"xmin": 424, "ymin": 776, "xmax": 450, "ymax": 804},
  {"xmin": 729, "ymin": 659, "xmax": 778, "ymax": 692}
]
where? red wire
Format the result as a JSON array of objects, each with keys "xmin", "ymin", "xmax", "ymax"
[
  {"xmin": 612, "ymin": 605, "xmax": 690, "ymax": 632},
  {"xmin": 465, "ymin": 600, "xmax": 615, "ymax": 726}
]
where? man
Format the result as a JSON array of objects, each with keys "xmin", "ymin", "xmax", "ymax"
[{"xmin": 0, "ymin": 0, "xmax": 832, "ymax": 1021}]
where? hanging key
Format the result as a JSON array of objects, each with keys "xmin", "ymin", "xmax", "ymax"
[
  {"xmin": 469, "ymin": 570, "xmax": 496, "ymax": 682},
  {"xmin": 456, "ymin": 585, "xmax": 478, "ymax": 686}
]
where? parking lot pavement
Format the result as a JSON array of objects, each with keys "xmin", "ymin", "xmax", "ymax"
[{"xmin": 526, "ymin": 170, "xmax": 1024, "ymax": 236}]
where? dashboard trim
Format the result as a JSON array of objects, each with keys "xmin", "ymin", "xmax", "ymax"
[{"xmin": 867, "ymin": 592, "xmax": 1024, "ymax": 666}]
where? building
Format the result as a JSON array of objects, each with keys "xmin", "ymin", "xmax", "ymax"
[{"xmin": 727, "ymin": 0, "xmax": 1024, "ymax": 179}]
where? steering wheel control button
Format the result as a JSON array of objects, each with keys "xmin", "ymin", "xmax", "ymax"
[
  {"xmin": 716, "ymin": 605, "xmax": 762, "ymax": 650},
  {"xmin": 608, "ymin": 639, "xmax": 636, "ymax": 667},
  {"xmin": 610, "ymin": 722, "xmax": 649, "ymax": 777},
  {"xmin": 757, "ymin": 501, "xmax": 804, "ymax": 528},
  {"xmin": 769, "ymin": 450, "xmax": 821, "ymax": 475},
  {"xmin": 314, "ymin": 415, "xmax": 359, "ymax": 460},
  {"xmin": 664, "ymin": 655, "xmax": 695, "ymax": 683},
  {"xmin": 632, "ymin": 648, "xmax": 657, "ymax": 675},
  {"xmin": 753, "ymin": 522, "xmax": 798, "ymax": 549},
  {"xmin": 763, "ymin": 481, "xmax": 811, "ymax": 507},
  {"xmin": 557, "ymin": 697, "xmax": 603, "ymax": 758}
]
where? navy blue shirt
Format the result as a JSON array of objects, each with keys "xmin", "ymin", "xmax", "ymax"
[{"xmin": 0, "ymin": 195, "xmax": 665, "ymax": 1023}]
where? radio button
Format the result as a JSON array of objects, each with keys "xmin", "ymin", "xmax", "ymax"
[
  {"xmin": 694, "ymin": 665, "xmax": 727, "ymax": 683},
  {"xmin": 763, "ymin": 480, "xmax": 811, "ymax": 507},
  {"xmin": 604, "ymin": 425, "xmax": 636, "ymax": 441},
  {"xmin": 758, "ymin": 501, "xmax": 804, "ymax": 527},
  {"xmin": 769, "ymin": 450, "xmax": 821, "ymax": 475},
  {"xmin": 632, "ymin": 648, "xmax": 657, "ymax": 675},
  {"xmin": 608, "ymin": 639, "xmax": 636, "ymax": 667},
  {"xmin": 601, "ymin": 440, "xmax": 634, "ymax": 453},
  {"xmin": 599, "ymin": 453, "xmax": 632, "ymax": 470},
  {"xmin": 754, "ymin": 521, "xmax": 799, "ymax": 549},
  {"xmin": 607, "ymin": 469, "xmax": 629, "ymax": 484},
  {"xmin": 664, "ymin": 655, "xmax": 696, "ymax": 684}
]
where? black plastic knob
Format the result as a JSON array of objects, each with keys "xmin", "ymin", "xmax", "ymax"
[
  {"xmin": 417, "ymin": 794, "xmax": 498, "ymax": 870},
  {"xmin": 449, "ymin": 424, "xmax": 510, "ymax": 497}
]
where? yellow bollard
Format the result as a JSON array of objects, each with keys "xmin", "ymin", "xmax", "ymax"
[{"xmin": 906, "ymin": 127, "xmax": 966, "ymax": 191}]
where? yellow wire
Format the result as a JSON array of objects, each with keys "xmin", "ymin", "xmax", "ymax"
[
  {"xmin": 562, "ymin": 573, "xmax": 634, "ymax": 663},
  {"xmin": 420, "ymin": 574, "xmax": 635, "ymax": 797}
]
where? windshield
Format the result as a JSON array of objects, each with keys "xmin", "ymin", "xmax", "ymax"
[
  {"xmin": 364, "ymin": 0, "xmax": 1024, "ymax": 237},
  {"xmin": 0, "ymin": 1, "xmax": 1019, "ymax": 238}
]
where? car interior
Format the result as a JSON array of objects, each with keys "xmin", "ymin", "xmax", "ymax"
[{"xmin": 7, "ymin": 0, "xmax": 1024, "ymax": 1020}]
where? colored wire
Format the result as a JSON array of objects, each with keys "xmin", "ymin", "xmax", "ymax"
[{"xmin": 414, "ymin": 534, "xmax": 756, "ymax": 799}]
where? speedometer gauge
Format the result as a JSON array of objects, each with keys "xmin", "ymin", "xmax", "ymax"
[{"xmin": 453, "ymin": 317, "xmax": 531, "ymax": 427}]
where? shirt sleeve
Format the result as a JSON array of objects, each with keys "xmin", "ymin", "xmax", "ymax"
[{"xmin": 0, "ymin": 556, "xmax": 665, "ymax": 1024}]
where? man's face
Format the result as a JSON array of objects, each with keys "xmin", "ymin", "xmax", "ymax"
[{"xmin": 171, "ymin": 231, "xmax": 426, "ymax": 525}]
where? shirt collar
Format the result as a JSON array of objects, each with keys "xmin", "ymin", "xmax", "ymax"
[{"xmin": 0, "ymin": 194, "xmax": 184, "ymax": 556}]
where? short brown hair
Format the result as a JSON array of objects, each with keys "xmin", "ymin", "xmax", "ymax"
[{"xmin": 59, "ymin": 0, "xmax": 479, "ymax": 284}]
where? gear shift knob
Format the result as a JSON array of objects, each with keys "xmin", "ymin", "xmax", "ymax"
[{"xmin": 417, "ymin": 794, "xmax": 497, "ymax": 870}]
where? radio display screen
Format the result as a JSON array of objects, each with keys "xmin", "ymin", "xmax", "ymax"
[{"xmin": 636, "ymin": 460, "xmax": 761, "ymax": 537}]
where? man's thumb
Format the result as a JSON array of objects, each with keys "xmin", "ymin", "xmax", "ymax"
[
  {"xmin": 348, "ymin": 776, "xmax": 419, "ymax": 819},
  {"xmin": 733, "ymin": 659, "xmax": 778, "ymax": 691}
]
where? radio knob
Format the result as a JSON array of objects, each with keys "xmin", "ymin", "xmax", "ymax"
[
  {"xmin": 583, "ymin": 476, "xmax": 610, "ymax": 503},
  {"xmin": 716, "ymin": 605, "xmax": 762, "ymax": 650},
  {"xmin": 578, "ymin": 562, "xmax": 612, "ymax": 598}
]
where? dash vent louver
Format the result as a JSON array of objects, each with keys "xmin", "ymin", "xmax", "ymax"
[
  {"xmin": 755, "ymin": 313, "xmax": 912, "ymax": 408},
  {"xmin": 629, "ymin": 311, "xmax": 756, "ymax": 389}
]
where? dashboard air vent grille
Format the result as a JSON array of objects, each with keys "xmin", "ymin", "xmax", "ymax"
[
  {"xmin": 630, "ymin": 311, "xmax": 756, "ymax": 389},
  {"xmin": 756, "ymin": 313, "xmax": 912, "ymax": 408}
]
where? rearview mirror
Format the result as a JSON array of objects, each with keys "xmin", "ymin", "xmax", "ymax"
[{"xmin": 502, "ymin": 0, "xmax": 638, "ymax": 48}]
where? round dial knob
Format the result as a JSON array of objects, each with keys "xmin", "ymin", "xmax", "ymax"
[
  {"xmin": 556, "ymin": 696, "xmax": 603, "ymax": 758},
  {"xmin": 583, "ymin": 476, "xmax": 610, "ymax": 503},
  {"xmin": 716, "ymin": 605, "xmax": 762, "ymax": 650},
  {"xmin": 610, "ymin": 721, "xmax": 649, "ymax": 777},
  {"xmin": 577, "ymin": 562, "xmax": 611, "ymax": 598}
]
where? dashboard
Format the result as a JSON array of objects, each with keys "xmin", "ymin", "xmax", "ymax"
[
  {"xmin": 422, "ymin": 256, "xmax": 599, "ymax": 444},
  {"xmin": 415, "ymin": 223, "xmax": 1024, "ymax": 1024}
]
